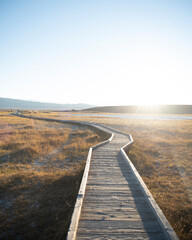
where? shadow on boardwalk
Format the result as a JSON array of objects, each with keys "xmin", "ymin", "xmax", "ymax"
[{"xmin": 117, "ymin": 152, "xmax": 166, "ymax": 239}]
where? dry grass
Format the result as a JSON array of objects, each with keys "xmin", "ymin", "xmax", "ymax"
[
  {"xmin": 14, "ymin": 111, "xmax": 192, "ymax": 240},
  {"xmin": 125, "ymin": 120, "xmax": 192, "ymax": 240},
  {"xmin": 32, "ymin": 111, "xmax": 192, "ymax": 240},
  {"xmin": 102, "ymin": 119, "xmax": 192, "ymax": 240},
  {"xmin": 0, "ymin": 112, "xmax": 108, "ymax": 239}
]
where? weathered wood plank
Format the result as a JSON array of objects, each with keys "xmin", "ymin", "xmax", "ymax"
[
  {"xmin": 77, "ymin": 231, "xmax": 167, "ymax": 240},
  {"xmin": 78, "ymin": 219, "xmax": 163, "ymax": 231}
]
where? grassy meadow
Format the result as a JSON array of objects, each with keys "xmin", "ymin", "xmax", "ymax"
[
  {"xmin": 0, "ymin": 111, "xmax": 108, "ymax": 239},
  {"xmin": 26, "ymin": 110, "xmax": 192, "ymax": 240}
]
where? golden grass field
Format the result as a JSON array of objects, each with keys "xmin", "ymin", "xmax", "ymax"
[
  {"xmin": 0, "ymin": 111, "xmax": 108, "ymax": 239},
  {"xmin": 25, "ymin": 110, "xmax": 192, "ymax": 240}
]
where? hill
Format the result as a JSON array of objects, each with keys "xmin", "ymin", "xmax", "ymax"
[
  {"xmin": 0, "ymin": 97, "xmax": 94, "ymax": 110},
  {"xmin": 83, "ymin": 105, "xmax": 192, "ymax": 114}
]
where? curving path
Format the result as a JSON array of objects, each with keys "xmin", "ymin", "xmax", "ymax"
[
  {"xmin": 13, "ymin": 114, "xmax": 178, "ymax": 240},
  {"xmin": 68, "ymin": 125, "xmax": 178, "ymax": 240}
]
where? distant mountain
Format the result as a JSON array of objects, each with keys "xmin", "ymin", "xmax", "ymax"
[
  {"xmin": 83, "ymin": 105, "xmax": 192, "ymax": 114},
  {"xmin": 0, "ymin": 97, "xmax": 94, "ymax": 110}
]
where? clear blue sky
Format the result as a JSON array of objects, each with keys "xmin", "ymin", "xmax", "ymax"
[{"xmin": 1, "ymin": 0, "xmax": 192, "ymax": 105}]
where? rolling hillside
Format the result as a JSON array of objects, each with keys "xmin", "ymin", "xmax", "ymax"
[
  {"xmin": 0, "ymin": 97, "xmax": 94, "ymax": 110},
  {"xmin": 83, "ymin": 105, "xmax": 192, "ymax": 114}
]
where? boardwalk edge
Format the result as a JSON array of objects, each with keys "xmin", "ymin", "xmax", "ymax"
[
  {"xmin": 120, "ymin": 138, "xmax": 179, "ymax": 240},
  {"xmin": 67, "ymin": 132, "xmax": 114, "ymax": 240}
]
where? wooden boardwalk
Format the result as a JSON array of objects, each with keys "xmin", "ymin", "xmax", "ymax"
[
  {"xmin": 13, "ymin": 114, "xmax": 178, "ymax": 240},
  {"xmin": 69, "ymin": 126, "xmax": 178, "ymax": 240}
]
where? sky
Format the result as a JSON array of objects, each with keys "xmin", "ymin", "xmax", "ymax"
[{"xmin": 1, "ymin": 0, "xmax": 192, "ymax": 106}]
